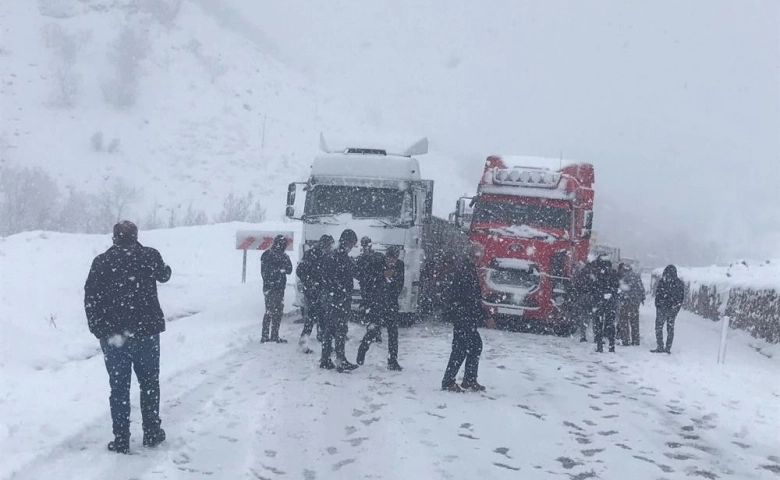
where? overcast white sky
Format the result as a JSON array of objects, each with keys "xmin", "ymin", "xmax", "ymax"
[{"xmin": 233, "ymin": 0, "xmax": 779, "ymax": 264}]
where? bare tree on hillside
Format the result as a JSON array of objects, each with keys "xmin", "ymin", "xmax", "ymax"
[
  {"xmin": 98, "ymin": 179, "xmax": 141, "ymax": 226},
  {"xmin": 102, "ymin": 26, "xmax": 149, "ymax": 110},
  {"xmin": 42, "ymin": 23, "xmax": 84, "ymax": 108},
  {"xmin": 0, "ymin": 165, "xmax": 60, "ymax": 235},
  {"xmin": 216, "ymin": 192, "xmax": 265, "ymax": 224}
]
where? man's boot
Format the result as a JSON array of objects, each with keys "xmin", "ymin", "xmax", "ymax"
[
  {"xmin": 143, "ymin": 428, "xmax": 166, "ymax": 448},
  {"xmin": 387, "ymin": 359, "xmax": 403, "ymax": 371},
  {"xmin": 461, "ymin": 379, "xmax": 486, "ymax": 392},
  {"xmin": 336, "ymin": 358, "xmax": 359, "ymax": 373},
  {"xmin": 107, "ymin": 436, "xmax": 130, "ymax": 454}
]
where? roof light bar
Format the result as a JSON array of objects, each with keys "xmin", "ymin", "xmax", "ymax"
[{"xmin": 492, "ymin": 167, "xmax": 561, "ymax": 188}]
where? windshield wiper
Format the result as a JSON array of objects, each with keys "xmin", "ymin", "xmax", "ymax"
[{"xmin": 303, "ymin": 214, "xmax": 341, "ymax": 225}]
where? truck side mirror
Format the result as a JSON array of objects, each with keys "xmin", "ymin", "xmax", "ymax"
[
  {"xmin": 286, "ymin": 182, "xmax": 306, "ymax": 220},
  {"xmin": 454, "ymin": 196, "xmax": 473, "ymax": 230},
  {"xmin": 581, "ymin": 210, "xmax": 593, "ymax": 239}
]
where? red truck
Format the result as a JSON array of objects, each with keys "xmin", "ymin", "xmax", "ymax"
[{"xmin": 453, "ymin": 155, "xmax": 595, "ymax": 334}]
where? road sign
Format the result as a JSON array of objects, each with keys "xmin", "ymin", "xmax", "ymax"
[
  {"xmin": 236, "ymin": 230, "xmax": 294, "ymax": 283},
  {"xmin": 236, "ymin": 231, "xmax": 294, "ymax": 250}
]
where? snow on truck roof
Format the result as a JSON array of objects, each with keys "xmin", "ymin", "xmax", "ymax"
[
  {"xmin": 311, "ymin": 152, "xmax": 422, "ymax": 181},
  {"xmin": 311, "ymin": 134, "xmax": 427, "ymax": 181}
]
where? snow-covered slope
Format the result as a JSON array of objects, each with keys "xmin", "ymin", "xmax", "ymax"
[{"xmin": 0, "ymin": 0, "xmax": 474, "ymax": 222}]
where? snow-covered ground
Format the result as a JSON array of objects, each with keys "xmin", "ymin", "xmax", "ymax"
[{"xmin": 2, "ymin": 225, "xmax": 779, "ymax": 480}]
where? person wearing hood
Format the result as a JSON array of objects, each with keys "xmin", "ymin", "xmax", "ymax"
[
  {"xmin": 319, "ymin": 229, "xmax": 360, "ymax": 372},
  {"xmin": 441, "ymin": 249, "xmax": 494, "ymax": 392},
  {"xmin": 356, "ymin": 245, "xmax": 405, "ymax": 371},
  {"xmin": 84, "ymin": 221, "xmax": 171, "ymax": 454},
  {"xmin": 592, "ymin": 256, "xmax": 619, "ymax": 353},
  {"xmin": 260, "ymin": 235, "xmax": 293, "ymax": 343},
  {"xmin": 296, "ymin": 234, "xmax": 334, "ymax": 353},
  {"xmin": 617, "ymin": 263, "xmax": 646, "ymax": 346},
  {"xmin": 569, "ymin": 260, "xmax": 598, "ymax": 343},
  {"xmin": 652, "ymin": 265, "xmax": 685, "ymax": 354}
]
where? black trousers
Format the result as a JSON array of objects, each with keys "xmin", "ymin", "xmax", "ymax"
[
  {"xmin": 593, "ymin": 303, "xmax": 616, "ymax": 349},
  {"xmin": 100, "ymin": 334, "xmax": 161, "ymax": 440},
  {"xmin": 321, "ymin": 302, "xmax": 349, "ymax": 364},
  {"xmin": 358, "ymin": 311, "xmax": 399, "ymax": 362},
  {"xmin": 300, "ymin": 295, "xmax": 321, "ymax": 339},
  {"xmin": 655, "ymin": 308, "xmax": 679, "ymax": 351},
  {"xmin": 442, "ymin": 328, "xmax": 482, "ymax": 388},
  {"xmin": 262, "ymin": 289, "xmax": 284, "ymax": 340}
]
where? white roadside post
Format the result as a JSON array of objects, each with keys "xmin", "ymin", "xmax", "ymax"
[
  {"xmin": 717, "ymin": 315, "xmax": 730, "ymax": 364},
  {"xmin": 235, "ymin": 230, "xmax": 294, "ymax": 283}
]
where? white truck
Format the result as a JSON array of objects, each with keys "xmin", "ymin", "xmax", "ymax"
[{"xmin": 285, "ymin": 135, "xmax": 437, "ymax": 318}]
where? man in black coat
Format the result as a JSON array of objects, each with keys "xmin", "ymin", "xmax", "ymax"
[
  {"xmin": 296, "ymin": 234, "xmax": 334, "ymax": 353},
  {"xmin": 356, "ymin": 246, "xmax": 405, "ymax": 371},
  {"xmin": 319, "ymin": 229, "xmax": 359, "ymax": 372},
  {"xmin": 441, "ymin": 252, "xmax": 493, "ymax": 392},
  {"xmin": 84, "ymin": 221, "xmax": 171, "ymax": 454},
  {"xmin": 569, "ymin": 261, "xmax": 598, "ymax": 342},
  {"xmin": 260, "ymin": 235, "xmax": 293, "ymax": 343},
  {"xmin": 592, "ymin": 256, "xmax": 619, "ymax": 353},
  {"xmin": 617, "ymin": 263, "xmax": 646, "ymax": 346},
  {"xmin": 653, "ymin": 264, "xmax": 685, "ymax": 353}
]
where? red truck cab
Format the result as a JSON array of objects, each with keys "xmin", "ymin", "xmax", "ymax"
[{"xmin": 454, "ymin": 155, "xmax": 595, "ymax": 332}]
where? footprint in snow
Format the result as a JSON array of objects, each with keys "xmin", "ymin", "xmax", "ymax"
[{"xmin": 331, "ymin": 459, "xmax": 356, "ymax": 471}]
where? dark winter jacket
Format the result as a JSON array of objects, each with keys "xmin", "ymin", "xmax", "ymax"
[
  {"xmin": 592, "ymin": 259, "xmax": 620, "ymax": 313},
  {"xmin": 296, "ymin": 244, "xmax": 328, "ymax": 300},
  {"xmin": 619, "ymin": 271, "xmax": 646, "ymax": 305},
  {"xmin": 655, "ymin": 265, "xmax": 685, "ymax": 312},
  {"xmin": 355, "ymin": 251, "xmax": 385, "ymax": 299},
  {"xmin": 444, "ymin": 256, "xmax": 487, "ymax": 332},
  {"xmin": 261, "ymin": 247, "xmax": 293, "ymax": 293},
  {"xmin": 321, "ymin": 246, "xmax": 357, "ymax": 311},
  {"xmin": 84, "ymin": 242, "xmax": 172, "ymax": 340},
  {"xmin": 370, "ymin": 259, "xmax": 405, "ymax": 316},
  {"xmin": 571, "ymin": 262, "xmax": 598, "ymax": 306}
]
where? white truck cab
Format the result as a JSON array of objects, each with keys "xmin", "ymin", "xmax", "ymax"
[{"xmin": 286, "ymin": 135, "xmax": 434, "ymax": 315}]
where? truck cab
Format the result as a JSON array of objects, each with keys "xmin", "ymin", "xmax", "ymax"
[
  {"xmin": 286, "ymin": 135, "xmax": 434, "ymax": 315},
  {"xmin": 453, "ymin": 155, "xmax": 595, "ymax": 331}
]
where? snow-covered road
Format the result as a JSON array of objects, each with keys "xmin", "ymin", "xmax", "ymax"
[
  {"xmin": 6, "ymin": 309, "xmax": 779, "ymax": 480},
  {"xmin": 2, "ymin": 226, "xmax": 778, "ymax": 480}
]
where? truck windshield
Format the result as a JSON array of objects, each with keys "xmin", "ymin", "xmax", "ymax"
[
  {"xmin": 472, "ymin": 201, "xmax": 570, "ymax": 230},
  {"xmin": 305, "ymin": 185, "xmax": 406, "ymax": 219}
]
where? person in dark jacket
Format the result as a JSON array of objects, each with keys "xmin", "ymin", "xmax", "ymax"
[
  {"xmin": 260, "ymin": 235, "xmax": 293, "ymax": 343},
  {"xmin": 356, "ymin": 246, "xmax": 405, "ymax": 370},
  {"xmin": 319, "ymin": 229, "xmax": 359, "ymax": 372},
  {"xmin": 296, "ymin": 234, "xmax": 334, "ymax": 353},
  {"xmin": 355, "ymin": 236, "xmax": 385, "ymax": 341},
  {"xmin": 441, "ymin": 251, "xmax": 493, "ymax": 392},
  {"xmin": 653, "ymin": 264, "xmax": 685, "ymax": 353},
  {"xmin": 569, "ymin": 261, "xmax": 598, "ymax": 342},
  {"xmin": 84, "ymin": 221, "xmax": 171, "ymax": 454},
  {"xmin": 592, "ymin": 256, "xmax": 619, "ymax": 353},
  {"xmin": 617, "ymin": 263, "xmax": 646, "ymax": 346}
]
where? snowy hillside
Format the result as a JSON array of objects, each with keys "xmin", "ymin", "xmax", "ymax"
[
  {"xmin": 0, "ymin": 0, "xmax": 473, "ymax": 225},
  {"xmin": 2, "ymin": 224, "xmax": 779, "ymax": 479}
]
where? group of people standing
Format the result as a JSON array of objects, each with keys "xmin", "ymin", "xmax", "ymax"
[
  {"xmin": 568, "ymin": 257, "xmax": 685, "ymax": 354},
  {"xmin": 268, "ymin": 229, "xmax": 405, "ymax": 372},
  {"xmin": 262, "ymin": 229, "xmax": 490, "ymax": 392}
]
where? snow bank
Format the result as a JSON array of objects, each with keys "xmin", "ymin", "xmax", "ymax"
[{"xmin": 652, "ymin": 260, "xmax": 780, "ymax": 343}]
